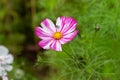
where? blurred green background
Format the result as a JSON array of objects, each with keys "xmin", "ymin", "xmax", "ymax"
[{"xmin": 0, "ymin": 0, "xmax": 120, "ymax": 80}]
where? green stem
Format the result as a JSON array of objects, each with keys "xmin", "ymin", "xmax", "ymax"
[
  {"xmin": 91, "ymin": 30, "xmax": 97, "ymax": 49},
  {"xmin": 62, "ymin": 48, "xmax": 80, "ymax": 69}
]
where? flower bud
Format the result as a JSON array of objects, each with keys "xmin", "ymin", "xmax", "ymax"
[{"xmin": 95, "ymin": 26, "xmax": 100, "ymax": 31}]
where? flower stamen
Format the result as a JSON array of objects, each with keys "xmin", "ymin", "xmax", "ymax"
[{"xmin": 53, "ymin": 32, "xmax": 62, "ymax": 39}]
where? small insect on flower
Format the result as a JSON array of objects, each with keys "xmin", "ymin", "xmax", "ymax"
[
  {"xmin": 0, "ymin": 45, "xmax": 14, "ymax": 80},
  {"xmin": 35, "ymin": 16, "xmax": 78, "ymax": 51}
]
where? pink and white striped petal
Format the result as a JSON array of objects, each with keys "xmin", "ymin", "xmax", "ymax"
[
  {"xmin": 38, "ymin": 38, "xmax": 54, "ymax": 49},
  {"xmin": 62, "ymin": 17, "xmax": 77, "ymax": 34},
  {"xmin": 56, "ymin": 16, "xmax": 66, "ymax": 32},
  {"xmin": 50, "ymin": 40, "xmax": 62, "ymax": 51},
  {"xmin": 60, "ymin": 30, "xmax": 78, "ymax": 44},
  {"xmin": 41, "ymin": 19, "xmax": 56, "ymax": 33},
  {"xmin": 56, "ymin": 17, "xmax": 77, "ymax": 34},
  {"xmin": 35, "ymin": 27, "xmax": 53, "ymax": 39}
]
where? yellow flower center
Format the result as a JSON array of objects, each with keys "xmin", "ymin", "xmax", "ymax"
[{"xmin": 53, "ymin": 32, "xmax": 62, "ymax": 39}]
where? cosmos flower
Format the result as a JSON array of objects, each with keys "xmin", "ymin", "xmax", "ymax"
[
  {"xmin": 2, "ymin": 76, "xmax": 8, "ymax": 80},
  {"xmin": 0, "ymin": 45, "xmax": 14, "ymax": 80},
  {"xmin": 35, "ymin": 16, "xmax": 78, "ymax": 51}
]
